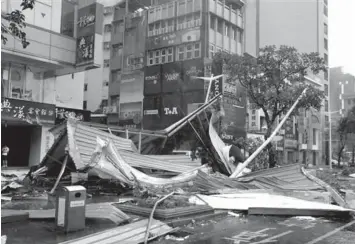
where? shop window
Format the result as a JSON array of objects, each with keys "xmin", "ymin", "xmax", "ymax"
[
  {"xmin": 104, "ymin": 59, "xmax": 110, "ymax": 68},
  {"xmin": 104, "ymin": 24, "xmax": 112, "ymax": 33}
]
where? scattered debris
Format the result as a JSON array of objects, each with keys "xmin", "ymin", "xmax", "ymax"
[
  {"xmin": 228, "ymin": 211, "xmax": 241, "ymax": 218},
  {"xmin": 165, "ymin": 234, "xmax": 189, "ymax": 241}
]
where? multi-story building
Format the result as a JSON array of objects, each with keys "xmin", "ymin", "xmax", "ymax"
[
  {"xmin": 1, "ymin": 0, "xmax": 103, "ymax": 167},
  {"xmin": 108, "ymin": 0, "xmax": 247, "ymax": 143},
  {"xmin": 245, "ymin": 0, "xmax": 329, "ymax": 166}
]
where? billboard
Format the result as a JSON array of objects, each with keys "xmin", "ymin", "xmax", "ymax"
[
  {"xmin": 143, "ymin": 95, "xmax": 163, "ymax": 130},
  {"xmin": 182, "ymin": 59, "xmax": 204, "ymax": 92},
  {"xmin": 119, "ymin": 102, "xmax": 142, "ymax": 129},
  {"xmin": 146, "ymin": 27, "xmax": 201, "ymax": 50},
  {"xmin": 161, "ymin": 94, "xmax": 183, "ymax": 128},
  {"xmin": 55, "ymin": 106, "xmax": 91, "ymax": 124},
  {"xmin": 144, "ymin": 65, "xmax": 161, "ymax": 95},
  {"xmin": 120, "ymin": 71, "xmax": 144, "ymax": 103},
  {"xmin": 162, "ymin": 62, "xmax": 183, "ymax": 93},
  {"xmin": 76, "ymin": 3, "xmax": 103, "ymax": 66},
  {"xmin": 1, "ymin": 98, "xmax": 56, "ymax": 125}
]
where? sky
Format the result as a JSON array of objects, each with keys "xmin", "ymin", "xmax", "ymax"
[{"xmin": 329, "ymin": 0, "xmax": 355, "ymax": 75}]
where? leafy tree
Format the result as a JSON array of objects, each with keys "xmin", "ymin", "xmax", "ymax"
[
  {"xmin": 213, "ymin": 45, "xmax": 327, "ymax": 168},
  {"xmin": 1, "ymin": 0, "xmax": 35, "ymax": 48}
]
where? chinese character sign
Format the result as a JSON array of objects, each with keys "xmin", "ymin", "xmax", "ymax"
[
  {"xmin": 1, "ymin": 98, "xmax": 56, "ymax": 125},
  {"xmin": 76, "ymin": 35, "xmax": 95, "ymax": 65},
  {"xmin": 55, "ymin": 107, "xmax": 91, "ymax": 125}
]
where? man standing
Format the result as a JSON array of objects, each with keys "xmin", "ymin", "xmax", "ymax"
[{"xmin": 2, "ymin": 145, "xmax": 10, "ymax": 168}]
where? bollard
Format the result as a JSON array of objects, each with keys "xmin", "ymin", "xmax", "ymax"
[{"xmin": 55, "ymin": 185, "xmax": 86, "ymax": 233}]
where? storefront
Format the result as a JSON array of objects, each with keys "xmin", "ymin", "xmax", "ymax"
[{"xmin": 1, "ymin": 98, "xmax": 56, "ymax": 168}]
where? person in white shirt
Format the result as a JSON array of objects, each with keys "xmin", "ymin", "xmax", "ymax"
[{"xmin": 2, "ymin": 145, "xmax": 10, "ymax": 168}]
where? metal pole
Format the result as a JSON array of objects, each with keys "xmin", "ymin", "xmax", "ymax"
[
  {"xmin": 230, "ymin": 88, "xmax": 308, "ymax": 178},
  {"xmin": 205, "ymin": 74, "xmax": 214, "ymax": 104},
  {"xmin": 329, "ymin": 101, "xmax": 332, "ymax": 170},
  {"xmin": 138, "ymin": 131, "xmax": 142, "ymax": 153}
]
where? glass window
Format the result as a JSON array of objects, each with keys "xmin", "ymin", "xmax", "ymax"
[
  {"xmin": 186, "ymin": 44, "xmax": 193, "ymax": 59},
  {"xmin": 232, "ymin": 28, "xmax": 236, "ymax": 40},
  {"xmin": 104, "ymin": 24, "xmax": 112, "ymax": 33},
  {"xmin": 324, "ymin": 70, "xmax": 329, "ymax": 80},
  {"xmin": 194, "ymin": 43, "xmax": 200, "ymax": 58},
  {"xmin": 324, "ymin": 53, "xmax": 328, "ymax": 65},
  {"xmin": 324, "ymin": 5, "xmax": 328, "ymax": 16},
  {"xmin": 84, "ymin": 84, "xmax": 88, "ymax": 91},
  {"xmin": 324, "ymin": 84, "xmax": 329, "ymax": 96},
  {"xmin": 167, "ymin": 47, "xmax": 173, "ymax": 62},
  {"xmin": 104, "ymin": 59, "xmax": 110, "ymax": 68},
  {"xmin": 210, "ymin": 16, "xmax": 216, "ymax": 30},
  {"xmin": 161, "ymin": 49, "xmax": 166, "ymax": 63},
  {"xmin": 324, "ymin": 23, "xmax": 328, "ymax": 35},
  {"xmin": 325, "ymin": 100, "xmax": 329, "ymax": 112},
  {"xmin": 155, "ymin": 50, "xmax": 161, "ymax": 64},
  {"xmin": 313, "ymin": 128, "xmax": 317, "ymax": 145},
  {"xmin": 324, "ymin": 38, "xmax": 328, "ymax": 50},
  {"xmin": 209, "ymin": 44, "xmax": 215, "ymax": 58},
  {"xmin": 217, "ymin": 19, "xmax": 223, "ymax": 34},
  {"xmin": 178, "ymin": 45, "xmax": 185, "ymax": 60},
  {"xmin": 83, "ymin": 101, "xmax": 87, "ymax": 110},
  {"xmin": 225, "ymin": 24, "xmax": 229, "ymax": 37},
  {"xmin": 149, "ymin": 24, "xmax": 154, "ymax": 31},
  {"xmin": 238, "ymin": 30, "xmax": 243, "ymax": 43}
]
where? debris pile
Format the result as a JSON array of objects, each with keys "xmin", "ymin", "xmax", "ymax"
[{"xmin": 2, "ymin": 100, "xmax": 355, "ymax": 243}]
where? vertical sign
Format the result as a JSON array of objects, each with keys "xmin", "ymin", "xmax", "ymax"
[{"xmin": 76, "ymin": 3, "xmax": 98, "ymax": 66}]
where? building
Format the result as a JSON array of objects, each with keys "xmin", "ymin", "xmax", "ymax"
[
  {"xmin": 329, "ymin": 67, "xmax": 355, "ymax": 156},
  {"xmin": 1, "ymin": 0, "xmax": 103, "ymax": 167},
  {"xmin": 245, "ymin": 0, "xmax": 329, "ymax": 166},
  {"xmin": 108, "ymin": 0, "xmax": 247, "ymax": 144}
]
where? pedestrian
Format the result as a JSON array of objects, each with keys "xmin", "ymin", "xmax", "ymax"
[{"xmin": 2, "ymin": 145, "xmax": 10, "ymax": 168}]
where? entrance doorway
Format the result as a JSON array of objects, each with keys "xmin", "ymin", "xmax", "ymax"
[{"xmin": 1, "ymin": 125, "xmax": 32, "ymax": 167}]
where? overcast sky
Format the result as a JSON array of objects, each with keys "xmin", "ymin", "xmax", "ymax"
[{"xmin": 329, "ymin": 0, "xmax": 355, "ymax": 75}]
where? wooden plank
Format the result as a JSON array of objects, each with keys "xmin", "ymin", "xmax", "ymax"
[
  {"xmin": 59, "ymin": 219, "xmax": 173, "ymax": 244},
  {"xmin": 248, "ymin": 207, "xmax": 351, "ymax": 217}
]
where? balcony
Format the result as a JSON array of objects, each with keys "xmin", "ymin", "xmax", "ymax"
[
  {"xmin": 225, "ymin": 0, "xmax": 245, "ymax": 7},
  {"xmin": 2, "ymin": 24, "xmax": 76, "ymax": 69}
]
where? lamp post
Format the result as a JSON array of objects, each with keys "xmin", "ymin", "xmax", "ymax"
[{"xmin": 325, "ymin": 110, "xmax": 341, "ymax": 169}]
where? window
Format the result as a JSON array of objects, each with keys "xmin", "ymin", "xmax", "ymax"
[
  {"xmin": 324, "ymin": 5, "xmax": 328, "ymax": 16},
  {"xmin": 210, "ymin": 16, "xmax": 216, "ymax": 30},
  {"xmin": 112, "ymin": 44, "xmax": 122, "ymax": 58},
  {"xmin": 111, "ymin": 70, "xmax": 119, "ymax": 83},
  {"xmin": 324, "ymin": 70, "xmax": 328, "ymax": 81},
  {"xmin": 325, "ymin": 115, "xmax": 329, "ymax": 126},
  {"xmin": 232, "ymin": 28, "xmax": 236, "ymax": 40},
  {"xmin": 110, "ymin": 95, "xmax": 119, "ymax": 106},
  {"xmin": 225, "ymin": 24, "xmax": 229, "ymax": 37},
  {"xmin": 155, "ymin": 50, "xmax": 161, "ymax": 64},
  {"xmin": 325, "ymin": 100, "xmax": 329, "ymax": 112},
  {"xmin": 313, "ymin": 128, "xmax": 317, "ymax": 145},
  {"xmin": 104, "ymin": 6, "xmax": 113, "ymax": 15},
  {"xmin": 178, "ymin": 45, "xmax": 185, "ymax": 60},
  {"xmin": 113, "ymin": 22, "xmax": 121, "ymax": 34},
  {"xmin": 194, "ymin": 43, "xmax": 201, "ymax": 58},
  {"xmin": 324, "ymin": 53, "xmax": 328, "ymax": 65},
  {"xmin": 104, "ymin": 24, "xmax": 112, "ymax": 33},
  {"xmin": 148, "ymin": 51, "xmax": 154, "ymax": 65},
  {"xmin": 238, "ymin": 30, "xmax": 243, "ymax": 43},
  {"xmin": 209, "ymin": 44, "xmax": 215, "ymax": 58},
  {"xmin": 83, "ymin": 101, "xmax": 87, "ymax": 110},
  {"xmin": 324, "ymin": 23, "xmax": 328, "ymax": 35},
  {"xmin": 84, "ymin": 84, "xmax": 88, "ymax": 91},
  {"xmin": 104, "ymin": 59, "xmax": 110, "ymax": 68},
  {"xmin": 217, "ymin": 19, "xmax": 223, "ymax": 34},
  {"xmin": 324, "ymin": 84, "xmax": 329, "ymax": 96},
  {"xmin": 186, "ymin": 44, "xmax": 193, "ymax": 59},
  {"xmin": 147, "ymin": 47, "xmax": 174, "ymax": 66},
  {"xmin": 178, "ymin": 0, "xmax": 186, "ymax": 16},
  {"xmin": 101, "ymin": 99, "xmax": 108, "ymax": 107},
  {"xmin": 167, "ymin": 47, "xmax": 173, "ymax": 62},
  {"xmin": 187, "ymin": 0, "xmax": 193, "ymax": 13},
  {"xmin": 103, "ymin": 42, "xmax": 110, "ymax": 49},
  {"xmin": 324, "ymin": 38, "xmax": 328, "ymax": 50},
  {"xmin": 161, "ymin": 49, "xmax": 167, "ymax": 63}
]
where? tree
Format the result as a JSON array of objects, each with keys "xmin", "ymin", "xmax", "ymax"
[
  {"xmin": 1, "ymin": 0, "xmax": 35, "ymax": 48},
  {"xmin": 213, "ymin": 45, "xmax": 326, "ymax": 168},
  {"xmin": 336, "ymin": 106, "xmax": 355, "ymax": 167}
]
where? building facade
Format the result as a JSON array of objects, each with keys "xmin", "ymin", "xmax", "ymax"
[
  {"xmin": 245, "ymin": 0, "xmax": 329, "ymax": 166},
  {"xmin": 1, "ymin": 0, "xmax": 103, "ymax": 167},
  {"xmin": 108, "ymin": 0, "xmax": 247, "ymax": 143}
]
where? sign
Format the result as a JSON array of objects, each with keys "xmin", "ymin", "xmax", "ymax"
[
  {"xmin": 120, "ymin": 71, "xmax": 144, "ymax": 103},
  {"xmin": 123, "ymin": 53, "xmax": 144, "ymax": 73},
  {"xmin": 182, "ymin": 59, "xmax": 204, "ymax": 91},
  {"xmin": 144, "ymin": 65, "xmax": 161, "ymax": 95},
  {"xmin": 162, "ymin": 63, "xmax": 182, "ymax": 93},
  {"xmin": 161, "ymin": 94, "xmax": 182, "ymax": 128},
  {"xmin": 119, "ymin": 119, "xmax": 142, "ymax": 129},
  {"xmin": 102, "ymin": 106, "xmax": 118, "ymax": 114},
  {"xmin": 70, "ymin": 200, "xmax": 85, "ymax": 207},
  {"xmin": 146, "ymin": 28, "xmax": 201, "ymax": 50},
  {"xmin": 284, "ymin": 139, "xmax": 297, "ymax": 149},
  {"xmin": 143, "ymin": 96, "xmax": 163, "ymax": 130},
  {"xmin": 1, "ymin": 98, "xmax": 56, "ymax": 125},
  {"xmin": 55, "ymin": 107, "xmax": 91, "ymax": 124},
  {"xmin": 284, "ymin": 118, "xmax": 295, "ymax": 139},
  {"xmin": 76, "ymin": 3, "xmax": 101, "ymax": 66}
]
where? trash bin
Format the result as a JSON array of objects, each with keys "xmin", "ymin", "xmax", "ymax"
[{"xmin": 55, "ymin": 185, "xmax": 86, "ymax": 232}]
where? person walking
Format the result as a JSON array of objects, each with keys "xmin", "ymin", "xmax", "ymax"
[{"xmin": 2, "ymin": 145, "xmax": 10, "ymax": 168}]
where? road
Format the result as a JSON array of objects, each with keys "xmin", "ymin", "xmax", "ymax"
[{"xmin": 157, "ymin": 214, "xmax": 355, "ymax": 244}]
